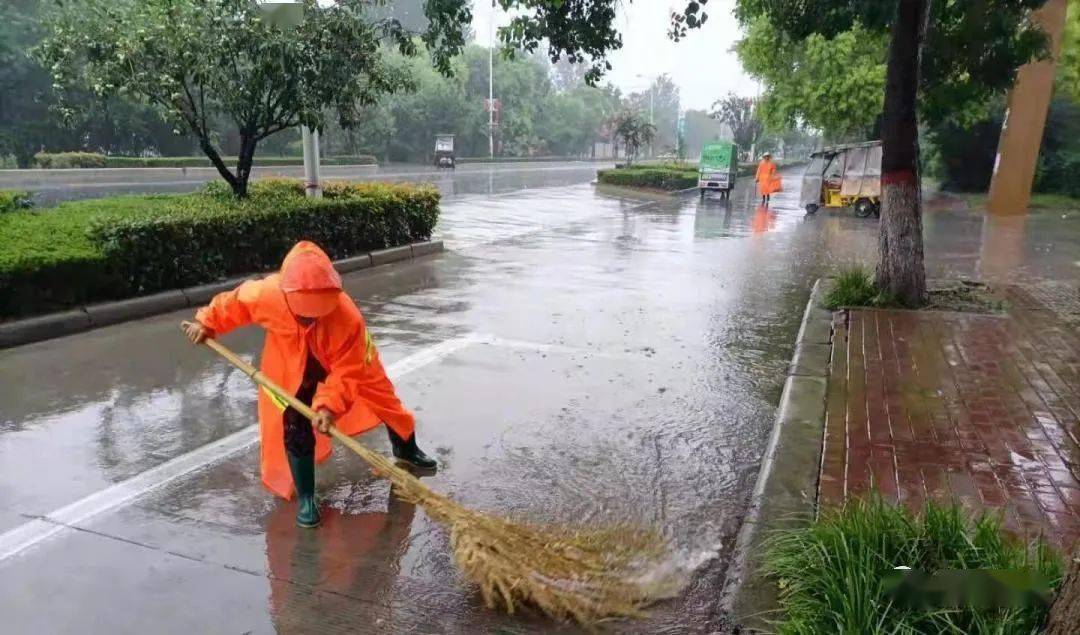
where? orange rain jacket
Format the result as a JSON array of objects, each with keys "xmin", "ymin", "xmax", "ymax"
[
  {"xmin": 195, "ymin": 241, "xmax": 415, "ymax": 499},
  {"xmin": 756, "ymin": 159, "xmax": 782, "ymax": 196}
]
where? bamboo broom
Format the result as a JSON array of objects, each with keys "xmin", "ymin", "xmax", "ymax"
[{"xmin": 185, "ymin": 325, "xmax": 675, "ymax": 625}]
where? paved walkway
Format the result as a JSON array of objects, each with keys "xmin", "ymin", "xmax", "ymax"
[{"xmin": 820, "ymin": 285, "xmax": 1080, "ymax": 550}]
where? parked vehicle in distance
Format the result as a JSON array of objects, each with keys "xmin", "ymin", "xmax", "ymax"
[
  {"xmin": 698, "ymin": 141, "xmax": 739, "ymax": 199},
  {"xmin": 801, "ymin": 140, "xmax": 882, "ymax": 217},
  {"xmin": 435, "ymin": 134, "xmax": 455, "ymax": 169}
]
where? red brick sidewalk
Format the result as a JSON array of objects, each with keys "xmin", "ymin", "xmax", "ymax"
[{"xmin": 819, "ymin": 286, "xmax": 1080, "ymax": 550}]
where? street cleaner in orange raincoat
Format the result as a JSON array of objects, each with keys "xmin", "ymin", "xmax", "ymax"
[
  {"xmin": 183, "ymin": 241, "xmax": 436, "ymax": 528},
  {"xmin": 755, "ymin": 151, "xmax": 782, "ymax": 206}
]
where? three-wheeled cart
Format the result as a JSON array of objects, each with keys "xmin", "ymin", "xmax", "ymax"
[{"xmin": 801, "ymin": 140, "xmax": 882, "ymax": 217}]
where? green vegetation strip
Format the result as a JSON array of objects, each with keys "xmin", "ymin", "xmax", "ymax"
[
  {"xmin": 31, "ymin": 152, "xmax": 377, "ymax": 169},
  {"xmin": 957, "ymin": 191, "xmax": 1080, "ymax": 213},
  {"xmin": 596, "ymin": 163, "xmax": 699, "ymax": 191},
  {"xmin": 0, "ymin": 179, "xmax": 438, "ymax": 318},
  {"xmin": 0, "ymin": 190, "xmax": 33, "ymax": 213},
  {"xmin": 596, "ymin": 158, "xmax": 807, "ymax": 192},
  {"xmin": 765, "ymin": 497, "xmax": 1061, "ymax": 634}
]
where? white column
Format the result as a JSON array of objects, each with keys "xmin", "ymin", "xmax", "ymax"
[{"xmin": 302, "ymin": 125, "xmax": 322, "ymax": 198}]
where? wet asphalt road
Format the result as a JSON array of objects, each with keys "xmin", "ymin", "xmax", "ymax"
[
  {"xmin": 1, "ymin": 166, "xmax": 1075, "ymax": 633},
  {"xmin": 5, "ymin": 161, "xmax": 614, "ymax": 206}
]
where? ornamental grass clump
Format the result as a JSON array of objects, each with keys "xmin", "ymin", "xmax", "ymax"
[{"xmin": 763, "ymin": 497, "xmax": 1062, "ymax": 634}]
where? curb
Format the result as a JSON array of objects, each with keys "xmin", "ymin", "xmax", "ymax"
[
  {"xmin": 719, "ymin": 278, "xmax": 833, "ymax": 632},
  {"xmin": 0, "ymin": 240, "xmax": 444, "ymax": 350}
]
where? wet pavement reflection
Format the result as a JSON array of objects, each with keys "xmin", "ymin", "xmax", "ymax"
[
  {"xmin": 19, "ymin": 161, "xmax": 610, "ymax": 205},
  {"xmin": 1, "ymin": 169, "xmax": 1076, "ymax": 633}
]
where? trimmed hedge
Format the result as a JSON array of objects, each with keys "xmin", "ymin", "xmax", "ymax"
[
  {"xmin": 0, "ymin": 179, "xmax": 438, "ymax": 318},
  {"xmin": 30, "ymin": 152, "xmax": 377, "ymax": 169},
  {"xmin": 597, "ymin": 159, "xmax": 808, "ymax": 192},
  {"xmin": 33, "ymin": 152, "xmax": 108, "ymax": 169},
  {"xmin": 102, "ymin": 155, "xmax": 378, "ymax": 168},
  {"xmin": 1, "ymin": 190, "xmax": 33, "ymax": 213},
  {"xmin": 597, "ymin": 165, "xmax": 699, "ymax": 191}
]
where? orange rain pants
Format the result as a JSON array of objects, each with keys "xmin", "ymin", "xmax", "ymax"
[
  {"xmin": 196, "ymin": 243, "xmax": 415, "ymax": 500},
  {"xmin": 756, "ymin": 159, "xmax": 782, "ymax": 197}
]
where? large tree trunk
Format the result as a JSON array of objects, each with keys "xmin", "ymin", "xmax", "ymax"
[
  {"xmin": 1046, "ymin": 549, "xmax": 1080, "ymax": 634},
  {"xmin": 875, "ymin": 0, "xmax": 930, "ymax": 307},
  {"xmin": 233, "ymin": 133, "xmax": 258, "ymax": 199},
  {"xmin": 199, "ymin": 137, "xmax": 241, "ymax": 196}
]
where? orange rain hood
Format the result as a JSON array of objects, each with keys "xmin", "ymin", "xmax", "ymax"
[{"xmin": 280, "ymin": 241, "xmax": 343, "ymax": 318}]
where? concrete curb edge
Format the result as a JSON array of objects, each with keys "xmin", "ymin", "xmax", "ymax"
[
  {"xmin": 719, "ymin": 277, "xmax": 832, "ymax": 632},
  {"xmin": 0, "ymin": 240, "xmax": 444, "ymax": 350}
]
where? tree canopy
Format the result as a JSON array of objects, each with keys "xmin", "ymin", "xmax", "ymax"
[
  {"xmin": 38, "ymin": 0, "xmax": 409, "ymax": 195},
  {"xmin": 1059, "ymin": 0, "xmax": 1080, "ymax": 102},
  {"xmin": 734, "ymin": 1, "xmax": 1051, "ymax": 138},
  {"xmin": 611, "ymin": 111, "xmax": 656, "ymax": 164},
  {"xmin": 735, "ymin": 18, "xmax": 885, "ymax": 139},
  {"xmin": 417, "ymin": 1, "xmax": 1048, "ymax": 134},
  {"xmin": 711, "ymin": 92, "xmax": 765, "ymax": 152}
]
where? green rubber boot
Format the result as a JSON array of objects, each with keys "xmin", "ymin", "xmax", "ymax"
[{"xmin": 286, "ymin": 452, "xmax": 321, "ymax": 528}]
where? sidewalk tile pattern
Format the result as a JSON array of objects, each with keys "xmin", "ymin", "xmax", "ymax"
[{"xmin": 820, "ymin": 286, "xmax": 1080, "ymax": 550}]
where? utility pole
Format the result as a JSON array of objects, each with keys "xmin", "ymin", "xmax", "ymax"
[
  {"xmin": 488, "ymin": 0, "xmax": 495, "ymax": 159},
  {"xmin": 987, "ymin": 0, "xmax": 1068, "ymax": 216}
]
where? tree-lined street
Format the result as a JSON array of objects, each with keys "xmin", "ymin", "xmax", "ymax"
[
  {"xmin": 3, "ymin": 165, "xmax": 1078, "ymax": 630},
  {"xmin": 4, "ymin": 0, "xmax": 1080, "ymax": 630}
]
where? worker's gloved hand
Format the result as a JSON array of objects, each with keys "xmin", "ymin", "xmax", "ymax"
[
  {"xmin": 182, "ymin": 321, "xmax": 214, "ymax": 344},
  {"xmin": 313, "ymin": 409, "xmax": 334, "ymax": 435}
]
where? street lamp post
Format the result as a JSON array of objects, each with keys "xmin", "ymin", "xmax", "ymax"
[
  {"xmin": 488, "ymin": 0, "xmax": 495, "ymax": 159},
  {"xmin": 259, "ymin": 2, "xmax": 320, "ymax": 197}
]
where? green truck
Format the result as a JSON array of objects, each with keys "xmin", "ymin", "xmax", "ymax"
[{"xmin": 698, "ymin": 141, "xmax": 739, "ymax": 199}]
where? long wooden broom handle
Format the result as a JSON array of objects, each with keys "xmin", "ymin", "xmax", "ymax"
[{"xmin": 183, "ymin": 322, "xmax": 367, "ymax": 455}]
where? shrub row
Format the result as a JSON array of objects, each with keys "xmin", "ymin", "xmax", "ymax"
[
  {"xmin": 457, "ymin": 155, "xmax": 601, "ymax": 164},
  {"xmin": 0, "ymin": 179, "xmax": 438, "ymax": 317},
  {"xmin": 0, "ymin": 190, "xmax": 33, "ymax": 213},
  {"xmin": 31, "ymin": 152, "xmax": 378, "ymax": 169},
  {"xmin": 596, "ymin": 166, "xmax": 699, "ymax": 191},
  {"xmin": 33, "ymin": 152, "xmax": 109, "ymax": 169},
  {"xmin": 103, "ymin": 155, "xmax": 378, "ymax": 168},
  {"xmin": 1035, "ymin": 151, "xmax": 1080, "ymax": 199}
]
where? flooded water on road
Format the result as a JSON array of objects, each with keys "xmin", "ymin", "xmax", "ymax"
[{"xmin": 10, "ymin": 173, "xmax": 1072, "ymax": 633}]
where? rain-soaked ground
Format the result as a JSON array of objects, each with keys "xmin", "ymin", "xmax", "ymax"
[
  {"xmin": 1, "ymin": 170, "xmax": 1077, "ymax": 633},
  {"xmin": 5, "ymin": 160, "xmax": 612, "ymax": 206}
]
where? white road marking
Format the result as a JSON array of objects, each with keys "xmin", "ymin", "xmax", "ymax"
[{"xmin": 0, "ymin": 334, "xmax": 477, "ymax": 562}]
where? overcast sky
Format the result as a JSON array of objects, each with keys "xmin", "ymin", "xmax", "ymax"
[{"xmin": 469, "ymin": 0, "xmax": 760, "ymax": 111}]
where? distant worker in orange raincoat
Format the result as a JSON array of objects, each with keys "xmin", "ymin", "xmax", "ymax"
[
  {"xmin": 755, "ymin": 151, "xmax": 782, "ymax": 206},
  {"xmin": 183, "ymin": 241, "xmax": 436, "ymax": 529}
]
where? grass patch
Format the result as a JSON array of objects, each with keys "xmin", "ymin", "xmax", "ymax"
[
  {"xmin": 0, "ymin": 190, "xmax": 33, "ymax": 213},
  {"xmin": 823, "ymin": 266, "xmax": 897, "ymax": 309},
  {"xmin": 764, "ymin": 497, "xmax": 1062, "ymax": 634},
  {"xmin": 952, "ymin": 191, "xmax": 1080, "ymax": 213},
  {"xmin": 0, "ymin": 179, "xmax": 438, "ymax": 318},
  {"xmin": 926, "ymin": 280, "xmax": 1007, "ymax": 314}
]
